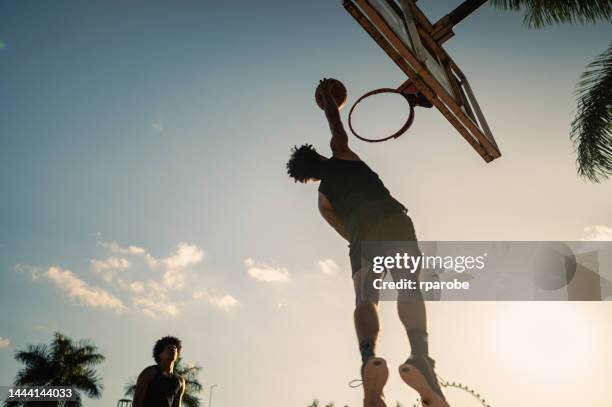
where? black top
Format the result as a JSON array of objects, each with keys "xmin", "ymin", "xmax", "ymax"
[
  {"xmin": 142, "ymin": 365, "xmax": 181, "ymax": 407},
  {"xmin": 318, "ymin": 157, "xmax": 406, "ymax": 241}
]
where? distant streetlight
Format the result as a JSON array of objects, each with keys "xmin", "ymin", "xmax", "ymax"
[{"xmin": 208, "ymin": 384, "xmax": 217, "ymax": 407}]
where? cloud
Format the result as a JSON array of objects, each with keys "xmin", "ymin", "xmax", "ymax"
[
  {"xmin": 133, "ymin": 280, "xmax": 179, "ymax": 318},
  {"xmin": 160, "ymin": 243, "xmax": 205, "ymax": 289},
  {"xmin": 45, "ymin": 267, "xmax": 126, "ymax": 313},
  {"xmin": 163, "ymin": 243, "xmax": 205, "ymax": 270},
  {"xmin": 91, "ymin": 257, "xmax": 130, "ymax": 273},
  {"xmin": 129, "ymin": 281, "xmax": 145, "ymax": 293},
  {"xmin": 117, "ymin": 279, "xmax": 145, "ymax": 294},
  {"xmin": 15, "ymin": 264, "xmax": 45, "ymax": 281},
  {"xmin": 99, "ymin": 240, "xmax": 146, "ymax": 255},
  {"xmin": 91, "ymin": 257, "xmax": 131, "ymax": 282},
  {"xmin": 17, "ymin": 240, "xmax": 219, "ymax": 320},
  {"xmin": 582, "ymin": 225, "xmax": 612, "ymax": 241},
  {"xmin": 318, "ymin": 259, "xmax": 339, "ymax": 275},
  {"xmin": 193, "ymin": 290, "xmax": 240, "ymax": 310},
  {"xmin": 97, "ymin": 240, "xmax": 204, "ymax": 275},
  {"xmin": 163, "ymin": 269, "xmax": 185, "ymax": 289},
  {"xmin": 133, "ymin": 296, "xmax": 179, "ymax": 318},
  {"xmin": 244, "ymin": 257, "xmax": 291, "ymax": 283},
  {"xmin": 0, "ymin": 337, "xmax": 10, "ymax": 348}
]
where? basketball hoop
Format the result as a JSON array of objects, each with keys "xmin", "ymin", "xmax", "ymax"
[{"xmin": 347, "ymin": 82, "xmax": 432, "ymax": 143}]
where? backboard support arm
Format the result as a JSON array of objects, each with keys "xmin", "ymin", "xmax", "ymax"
[{"xmin": 431, "ymin": 0, "xmax": 488, "ymax": 44}]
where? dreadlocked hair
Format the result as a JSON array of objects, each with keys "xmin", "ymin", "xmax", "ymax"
[{"xmin": 286, "ymin": 144, "xmax": 323, "ymax": 183}]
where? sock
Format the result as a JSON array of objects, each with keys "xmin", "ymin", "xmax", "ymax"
[
  {"xmin": 359, "ymin": 340, "xmax": 376, "ymax": 365},
  {"xmin": 407, "ymin": 328, "xmax": 429, "ymax": 356}
]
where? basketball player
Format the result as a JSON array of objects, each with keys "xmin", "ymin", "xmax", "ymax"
[
  {"xmin": 286, "ymin": 79, "xmax": 448, "ymax": 407},
  {"xmin": 132, "ymin": 336, "xmax": 186, "ymax": 407}
]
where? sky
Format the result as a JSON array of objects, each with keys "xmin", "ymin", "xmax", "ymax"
[{"xmin": 1, "ymin": 0, "xmax": 612, "ymax": 406}]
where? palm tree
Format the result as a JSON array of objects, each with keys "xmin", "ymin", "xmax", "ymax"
[
  {"xmin": 124, "ymin": 357, "xmax": 203, "ymax": 407},
  {"xmin": 490, "ymin": 0, "xmax": 612, "ymax": 182},
  {"xmin": 5, "ymin": 332, "xmax": 104, "ymax": 407}
]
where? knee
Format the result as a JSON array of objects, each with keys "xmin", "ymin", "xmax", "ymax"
[{"xmin": 354, "ymin": 300, "xmax": 378, "ymax": 313}]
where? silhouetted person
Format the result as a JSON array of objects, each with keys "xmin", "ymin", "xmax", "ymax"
[
  {"xmin": 286, "ymin": 79, "xmax": 448, "ymax": 407},
  {"xmin": 133, "ymin": 336, "xmax": 185, "ymax": 407}
]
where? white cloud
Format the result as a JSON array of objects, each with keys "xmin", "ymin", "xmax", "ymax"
[
  {"xmin": 133, "ymin": 296, "xmax": 179, "ymax": 318},
  {"xmin": 133, "ymin": 281, "xmax": 179, "ymax": 318},
  {"xmin": 129, "ymin": 281, "xmax": 145, "ymax": 293},
  {"xmin": 163, "ymin": 243, "xmax": 205, "ymax": 270},
  {"xmin": 117, "ymin": 279, "xmax": 146, "ymax": 294},
  {"xmin": 244, "ymin": 257, "xmax": 291, "ymax": 283},
  {"xmin": 163, "ymin": 269, "xmax": 185, "ymax": 290},
  {"xmin": 0, "ymin": 337, "xmax": 10, "ymax": 348},
  {"xmin": 98, "ymin": 241, "xmax": 204, "ymax": 273},
  {"xmin": 45, "ymin": 267, "xmax": 126, "ymax": 313},
  {"xmin": 98, "ymin": 240, "xmax": 159, "ymax": 267},
  {"xmin": 318, "ymin": 259, "xmax": 339, "ymax": 275},
  {"xmin": 193, "ymin": 290, "xmax": 240, "ymax": 310},
  {"xmin": 91, "ymin": 257, "xmax": 130, "ymax": 273},
  {"xmin": 99, "ymin": 241, "xmax": 146, "ymax": 255},
  {"xmin": 582, "ymin": 225, "xmax": 612, "ymax": 241},
  {"xmin": 17, "ymin": 240, "xmax": 211, "ymax": 320}
]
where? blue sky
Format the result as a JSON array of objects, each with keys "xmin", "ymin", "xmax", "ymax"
[{"xmin": 1, "ymin": 1, "xmax": 612, "ymax": 406}]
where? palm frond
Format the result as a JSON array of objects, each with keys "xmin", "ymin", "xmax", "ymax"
[
  {"xmin": 123, "ymin": 378, "xmax": 137, "ymax": 397},
  {"xmin": 571, "ymin": 43, "xmax": 612, "ymax": 182},
  {"xmin": 490, "ymin": 0, "xmax": 612, "ymax": 28},
  {"xmin": 181, "ymin": 392, "xmax": 201, "ymax": 407},
  {"xmin": 14, "ymin": 345, "xmax": 50, "ymax": 367},
  {"xmin": 67, "ymin": 369, "xmax": 104, "ymax": 398}
]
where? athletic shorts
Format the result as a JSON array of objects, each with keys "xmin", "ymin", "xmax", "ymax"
[{"xmin": 349, "ymin": 212, "xmax": 420, "ymax": 275}]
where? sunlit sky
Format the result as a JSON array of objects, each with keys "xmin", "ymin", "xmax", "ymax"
[{"xmin": 1, "ymin": 1, "xmax": 612, "ymax": 406}]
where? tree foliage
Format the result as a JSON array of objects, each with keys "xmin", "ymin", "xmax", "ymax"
[
  {"xmin": 490, "ymin": 0, "xmax": 612, "ymax": 28},
  {"xmin": 5, "ymin": 332, "xmax": 104, "ymax": 407},
  {"xmin": 571, "ymin": 43, "xmax": 612, "ymax": 181}
]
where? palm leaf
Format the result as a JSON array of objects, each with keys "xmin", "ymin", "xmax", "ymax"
[
  {"xmin": 181, "ymin": 392, "xmax": 201, "ymax": 407},
  {"xmin": 123, "ymin": 379, "xmax": 137, "ymax": 397},
  {"xmin": 490, "ymin": 0, "xmax": 612, "ymax": 28},
  {"xmin": 571, "ymin": 43, "xmax": 612, "ymax": 182}
]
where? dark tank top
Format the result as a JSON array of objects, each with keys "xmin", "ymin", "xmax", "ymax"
[
  {"xmin": 318, "ymin": 157, "xmax": 406, "ymax": 241},
  {"xmin": 142, "ymin": 365, "xmax": 181, "ymax": 407}
]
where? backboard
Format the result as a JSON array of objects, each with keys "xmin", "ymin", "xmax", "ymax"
[{"xmin": 343, "ymin": 0, "xmax": 501, "ymax": 162}]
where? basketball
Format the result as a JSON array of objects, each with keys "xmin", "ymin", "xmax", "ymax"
[{"xmin": 315, "ymin": 78, "xmax": 347, "ymax": 110}]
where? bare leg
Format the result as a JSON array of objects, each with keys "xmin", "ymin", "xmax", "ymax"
[
  {"xmin": 353, "ymin": 267, "xmax": 388, "ymax": 407},
  {"xmin": 353, "ymin": 267, "xmax": 380, "ymax": 363},
  {"xmin": 397, "ymin": 294, "xmax": 426, "ymax": 331}
]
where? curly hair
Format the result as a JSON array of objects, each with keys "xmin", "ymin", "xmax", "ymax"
[
  {"xmin": 153, "ymin": 336, "xmax": 182, "ymax": 364},
  {"xmin": 286, "ymin": 144, "xmax": 323, "ymax": 183}
]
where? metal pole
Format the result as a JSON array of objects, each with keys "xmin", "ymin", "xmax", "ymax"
[
  {"xmin": 208, "ymin": 384, "xmax": 217, "ymax": 407},
  {"xmin": 431, "ymin": 0, "xmax": 488, "ymax": 43},
  {"xmin": 444, "ymin": 0, "xmax": 488, "ymax": 27}
]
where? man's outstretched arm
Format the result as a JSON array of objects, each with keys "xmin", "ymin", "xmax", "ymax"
[{"xmin": 319, "ymin": 79, "xmax": 355, "ymax": 157}]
